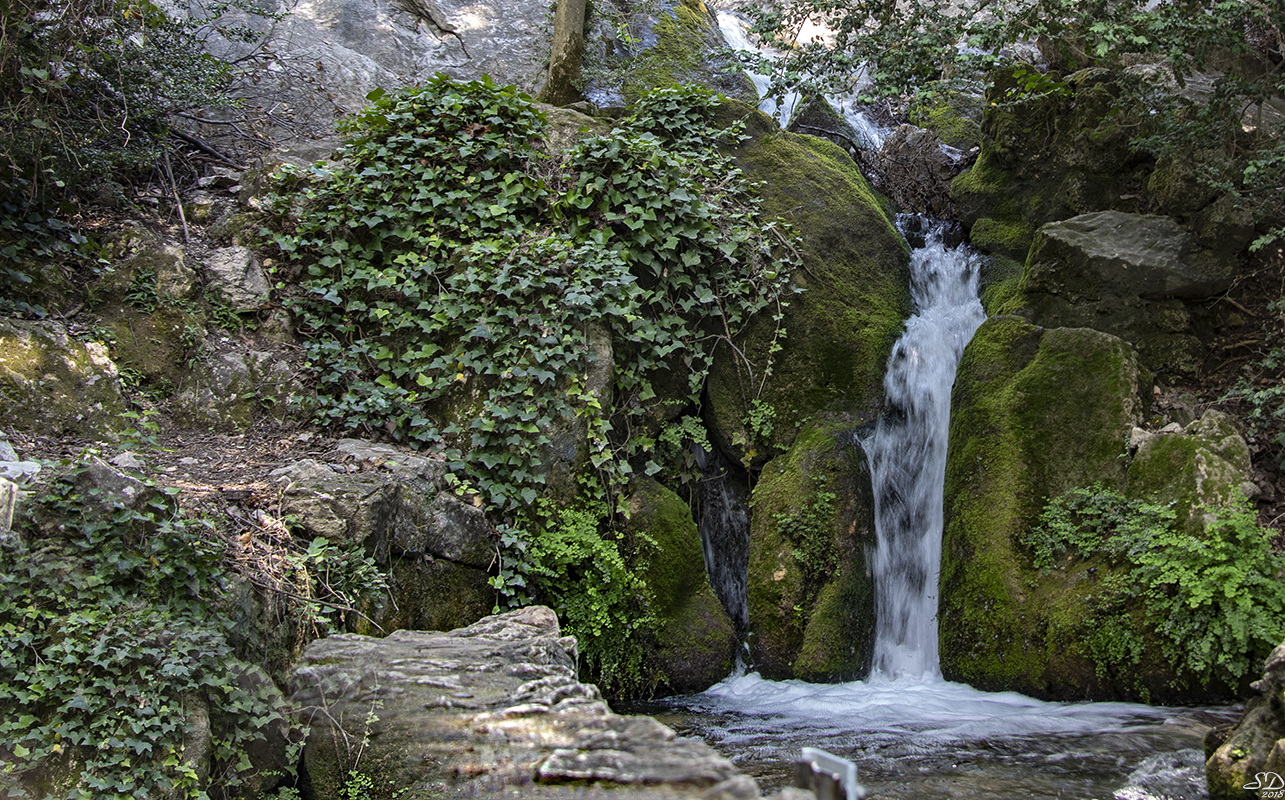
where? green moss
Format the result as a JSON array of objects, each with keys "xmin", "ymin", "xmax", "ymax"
[
  {"xmin": 746, "ymin": 421, "xmax": 875, "ymax": 680},
  {"xmin": 706, "ymin": 114, "xmax": 910, "ymax": 469},
  {"xmin": 969, "ymin": 217, "xmax": 1035, "ymax": 262},
  {"xmin": 909, "ymin": 86, "xmax": 983, "ymax": 151},
  {"xmin": 939, "ymin": 317, "xmax": 1165, "ymax": 699},
  {"xmin": 977, "ymin": 254, "xmax": 1026, "ymax": 316},
  {"xmin": 629, "ymin": 478, "xmax": 735, "ymax": 692}
]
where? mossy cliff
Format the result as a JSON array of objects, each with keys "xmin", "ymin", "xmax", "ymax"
[
  {"xmin": 939, "ymin": 317, "xmax": 1155, "ymax": 698},
  {"xmin": 746, "ymin": 421, "xmax": 875, "ymax": 680},
  {"xmin": 707, "ymin": 102, "xmax": 911, "ymax": 470},
  {"xmin": 628, "ymin": 478, "xmax": 737, "ymax": 693}
]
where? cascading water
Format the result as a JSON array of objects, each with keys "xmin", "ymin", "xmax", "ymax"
[
  {"xmin": 694, "ymin": 445, "xmax": 751, "ymax": 636},
  {"xmin": 865, "ymin": 217, "xmax": 986, "ymax": 678}
]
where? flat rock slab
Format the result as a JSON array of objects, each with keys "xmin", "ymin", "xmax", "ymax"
[{"xmin": 289, "ymin": 606, "xmax": 756, "ymax": 799}]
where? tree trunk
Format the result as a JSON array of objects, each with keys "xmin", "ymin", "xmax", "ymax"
[{"xmin": 538, "ymin": 0, "xmax": 586, "ymax": 107}]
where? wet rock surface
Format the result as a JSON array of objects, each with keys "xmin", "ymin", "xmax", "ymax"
[{"xmin": 289, "ymin": 606, "xmax": 794, "ymax": 799}]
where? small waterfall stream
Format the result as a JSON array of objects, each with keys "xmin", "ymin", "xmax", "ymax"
[{"xmin": 866, "ymin": 218, "xmax": 986, "ymax": 678}]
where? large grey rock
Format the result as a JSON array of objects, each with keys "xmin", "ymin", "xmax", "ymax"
[
  {"xmin": 1023, "ymin": 210, "xmax": 1236, "ymax": 376},
  {"xmin": 211, "ymin": 0, "xmax": 552, "ymax": 133},
  {"xmin": 1205, "ymin": 640, "xmax": 1285, "ymax": 799},
  {"xmin": 0, "ymin": 319, "xmax": 126, "ymax": 438},
  {"xmin": 173, "ymin": 349, "xmax": 300, "ymax": 431},
  {"xmin": 288, "ymin": 606, "xmax": 746, "ymax": 799},
  {"xmin": 203, "ymin": 246, "xmax": 271, "ymax": 310},
  {"xmin": 269, "ymin": 442, "xmax": 495, "ymax": 632}
]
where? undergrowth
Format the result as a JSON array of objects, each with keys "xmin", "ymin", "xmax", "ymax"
[
  {"xmin": 0, "ymin": 459, "xmax": 388, "ymax": 798},
  {"xmin": 1024, "ymin": 485, "xmax": 1285, "ymax": 695}
]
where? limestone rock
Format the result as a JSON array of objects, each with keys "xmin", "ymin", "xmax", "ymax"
[
  {"xmin": 203, "ymin": 246, "xmax": 271, "ymax": 310},
  {"xmin": 173, "ymin": 349, "xmax": 300, "ymax": 431},
  {"xmin": 0, "ymin": 318, "xmax": 126, "ymax": 438},
  {"xmin": 1205, "ymin": 640, "xmax": 1285, "ymax": 799},
  {"xmin": 288, "ymin": 607, "xmax": 743, "ymax": 799},
  {"xmin": 269, "ymin": 443, "xmax": 494, "ymax": 632},
  {"xmin": 1126, "ymin": 410, "xmax": 1259, "ymax": 534}
]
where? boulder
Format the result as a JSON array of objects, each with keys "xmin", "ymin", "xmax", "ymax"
[
  {"xmin": 203, "ymin": 246, "xmax": 271, "ymax": 311},
  {"xmin": 172, "ymin": 348, "xmax": 300, "ymax": 431},
  {"xmin": 1206, "ymin": 641, "xmax": 1285, "ymax": 799},
  {"xmin": 939, "ymin": 318, "xmax": 1149, "ymax": 698},
  {"xmin": 746, "ymin": 422, "xmax": 875, "ymax": 681},
  {"xmin": 1126, "ymin": 410, "xmax": 1259, "ymax": 534},
  {"xmin": 268, "ymin": 440, "xmax": 494, "ymax": 633},
  {"xmin": 0, "ymin": 318, "xmax": 126, "ymax": 438},
  {"xmin": 288, "ymin": 606, "xmax": 748, "ymax": 799},
  {"xmin": 1022, "ymin": 210, "xmax": 1238, "ymax": 377},
  {"xmin": 706, "ymin": 105, "xmax": 911, "ymax": 470},
  {"xmin": 627, "ymin": 479, "xmax": 736, "ymax": 693}
]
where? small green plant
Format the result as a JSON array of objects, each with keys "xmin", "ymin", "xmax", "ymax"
[
  {"xmin": 746, "ymin": 398, "xmax": 777, "ymax": 445},
  {"xmin": 1025, "ymin": 485, "xmax": 1285, "ymax": 689},
  {"xmin": 777, "ymin": 477, "xmax": 837, "ymax": 589}
]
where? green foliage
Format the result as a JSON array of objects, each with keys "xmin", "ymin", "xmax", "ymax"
[
  {"xmin": 777, "ymin": 476, "xmax": 837, "ymax": 589},
  {"xmin": 490, "ymin": 502, "xmax": 656, "ymax": 695},
  {"xmin": 268, "ymin": 77, "xmax": 791, "ymax": 510},
  {"xmin": 0, "ymin": 460, "xmax": 389, "ymax": 797},
  {"xmin": 1025, "ymin": 485, "xmax": 1285, "ymax": 688},
  {"xmin": 1220, "ymin": 298, "xmax": 1285, "ymax": 468}
]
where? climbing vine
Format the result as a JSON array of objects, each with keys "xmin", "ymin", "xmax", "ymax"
[{"xmin": 266, "ymin": 76, "xmax": 795, "ymax": 690}]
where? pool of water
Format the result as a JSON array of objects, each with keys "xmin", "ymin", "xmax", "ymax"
[{"xmin": 645, "ymin": 673, "xmax": 1238, "ymax": 800}]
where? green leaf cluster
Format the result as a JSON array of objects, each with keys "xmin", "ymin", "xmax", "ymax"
[
  {"xmin": 268, "ymin": 76, "xmax": 792, "ymax": 515},
  {"xmin": 0, "ymin": 461, "xmax": 390, "ymax": 798},
  {"xmin": 1025, "ymin": 485, "xmax": 1285, "ymax": 690}
]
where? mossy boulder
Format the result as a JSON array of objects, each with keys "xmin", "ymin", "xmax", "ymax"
[
  {"xmin": 628, "ymin": 478, "xmax": 736, "ymax": 693},
  {"xmin": 1126, "ymin": 410, "xmax": 1258, "ymax": 535},
  {"xmin": 0, "ymin": 319, "xmax": 127, "ymax": 438},
  {"xmin": 939, "ymin": 317, "xmax": 1156, "ymax": 698},
  {"xmin": 746, "ymin": 421, "xmax": 875, "ymax": 681},
  {"xmin": 596, "ymin": 0, "xmax": 756, "ymax": 106},
  {"xmin": 706, "ymin": 107, "xmax": 911, "ymax": 470},
  {"xmin": 95, "ymin": 303, "xmax": 204, "ymax": 394},
  {"xmin": 951, "ymin": 67, "xmax": 1157, "ymax": 261},
  {"xmin": 908, "ymin": 82, "xmax": 984, "ymax": 151}
]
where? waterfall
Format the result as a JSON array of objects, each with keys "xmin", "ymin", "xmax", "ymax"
[
  {"xmin": 695, "ymin": 445, "xmax": 750, "ymax": 637},
  {"xmin": 865, "ymin": 217, "xmax": 986, "ymax": 678}
]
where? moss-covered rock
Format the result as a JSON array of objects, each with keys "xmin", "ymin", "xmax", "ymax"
[
  {"xmin": 1126, "ymin": 410, "xmax": 1258, "ymax": 534},
  {"xmin": 939, "ymin": 317, "xmax": 1154, "ymax": 698},
  {"xmin": 0, "ymin": 318, "xmax": 127, "ymax": 438},
  {"xmin": 746, "ymin": 421, "xmax": 875, "ymax": 680},
  {"xmin": 951, "ymin": 67, "xmax": 1156, "ymax": 261},
  {"xmin": 592, "ymin": 0, "xmax": 756, "ymax": 107},
  {"xmin": 706, "ymin": 107, "xmax": 911, "ymax": 470},
  {"xmin": 908, "ymin": 82, "xmax": 984, "ymax": 151},
  {"xmin": 628, "ymin": 478, "xmax": 735, "ymax": 693}
]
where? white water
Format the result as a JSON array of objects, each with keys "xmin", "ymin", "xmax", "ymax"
[{"xmin": 866, "ymin": 219, "xmax": 986, "ymax": 678}]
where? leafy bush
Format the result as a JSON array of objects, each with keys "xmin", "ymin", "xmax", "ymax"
[{"xmin": 1025, "ymin": 485, "xmax": 1285, "ymax": 692}]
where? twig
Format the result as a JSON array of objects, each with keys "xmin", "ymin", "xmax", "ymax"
[
  {"xmin": 171, "ymin": 129, "xmax": 248, "ymax": 170},
  {"xmin": 163, "ymin": 150, "xmax": 189, "ymax": 245}
]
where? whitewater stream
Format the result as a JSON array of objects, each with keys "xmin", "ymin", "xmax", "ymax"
[{"xmin": 655, "ymin": 111, "xmax": 1234, "ymax": 795}]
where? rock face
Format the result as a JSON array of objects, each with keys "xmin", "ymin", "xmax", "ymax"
[
  {"xmin": 174, "ymin": 348, "xmax": 302, "ymax": 430},
  {"xmin": 706, "ymin": 104, "xmax": 911, "ymax": 471},
  {"xmin": 939, "ymin": 318, "xmax": 1149, "ymax": 697},
  {"xmin": 0, "ymin": 319, "xmax": 126, "ymax": 438},
  {"xmin": 1022, "ymin": 210, "xmax": 1237, "ymax": 376},
  {"xmin": 746, "ymin": 422, "xmax": 876, "ymax": 681},
  {"xmin": 269, "ymin": 440, "xmax": 495, "ymax": 633},
  {"xmin": 1206, "ymin": 641, "xmax": 1285, "ymax": 799},
  {"xmin": 288, "ymin": 606, "xmax": 751, "ymax": 799}
]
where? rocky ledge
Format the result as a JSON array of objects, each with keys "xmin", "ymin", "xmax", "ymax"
[{"xmin": 289, "ymin": 605, "xmax": 812, "ymax": 799}]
